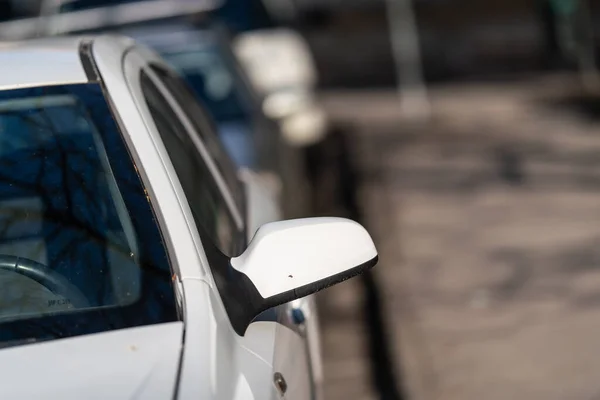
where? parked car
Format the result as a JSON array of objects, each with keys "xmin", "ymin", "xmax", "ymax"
[
  {"xmin": 0, "ymin": 35, "xmax": 378, "ymax": 399},
  {"xmin": 0, "ymin": 3, "xmax": 328, "ymax": 396}
]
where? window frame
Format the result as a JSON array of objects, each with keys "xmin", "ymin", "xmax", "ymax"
[
  {"xmin": 148, "ymin": 62, "xmax": 246, "ymax": 219},
  {"xmin": 138, "ymin": 66, "xmax": 247, "ymax": 256}
]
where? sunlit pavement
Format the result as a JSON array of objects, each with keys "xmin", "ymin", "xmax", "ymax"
[{"xmin": 318, "ymin": 75, "xmax": 600, "ymax": 400}]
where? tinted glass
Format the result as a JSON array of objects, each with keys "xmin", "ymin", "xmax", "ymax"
[
  {"xmin": 0, "ymin": 84, "xmax": 177, "ymax": 347},
  {"xmin": 140, "ymin": 72, "xmax": 243, "ymax": 256},
  {"xmin": 149, "ymin": 65, "xmax": 245, "ymax": 217}
]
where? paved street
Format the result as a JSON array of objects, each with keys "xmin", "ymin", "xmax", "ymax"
[{"xmin": 318, "ymin": 75, "xmax": 600, "ymax": 400}]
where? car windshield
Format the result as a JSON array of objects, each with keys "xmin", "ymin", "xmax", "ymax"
[{"xmin": 0, "ymin": 83, "xmax": 177, "ymax": 347}]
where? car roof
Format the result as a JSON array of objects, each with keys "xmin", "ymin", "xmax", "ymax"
[
  {"xmin": 0, "ymin": 36, "xmax": 89, "ymax": 90},
  {"xmin": 0, "ymin": 35, "xmax": 135, "ymax": 91}
]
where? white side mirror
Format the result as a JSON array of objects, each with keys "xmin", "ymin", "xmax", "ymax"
[{"xmin": 216, "ymin": 217, "xmax": 378, "ymax": 335}]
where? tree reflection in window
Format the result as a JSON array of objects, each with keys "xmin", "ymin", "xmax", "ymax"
[{"xmin": 0, "ymin": 84, "xmax": 176, "ymax": 345}]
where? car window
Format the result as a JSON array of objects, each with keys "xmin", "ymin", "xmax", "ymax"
[
  {"xmin": 149, "ymin": 64, "xmax": 245, "ymax": 217},
  {"xmin": 140, "ymin": 71, "xmax": 243, "ymax": 256},
  {"xmin": 0, "ymin": 83, "xmax": 177, "ymax": 348}
]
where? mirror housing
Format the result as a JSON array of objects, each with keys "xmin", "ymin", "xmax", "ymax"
[{"xmin": 218, "ymin": 217, "xmax": 378, "ymax": 335}]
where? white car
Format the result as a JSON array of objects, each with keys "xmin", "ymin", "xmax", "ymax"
[{"xmin": 0, "ymin": 35, "xmax": 378, "ymax": 399}]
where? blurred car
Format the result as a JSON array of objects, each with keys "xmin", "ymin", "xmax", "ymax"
[
  {"xmin": 232, "ymin": 27, "xmax": 328, "ymax": 148},
  {"xmin": 0, "ymin": 34, "xmax": 379, "ymax": 400},
  {"xmin": 231, "ymin": 27, "xmax": 329, "ymax": 228}
]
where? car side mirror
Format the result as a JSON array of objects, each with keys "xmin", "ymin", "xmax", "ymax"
[{"xmin": 217, "ymin": 217, "xmax": 378, "ymax": 335}]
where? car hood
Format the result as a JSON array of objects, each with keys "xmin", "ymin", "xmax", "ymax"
[{"xmin": 0, "ymin": 322, "xmax": 184, "ymax": 400}]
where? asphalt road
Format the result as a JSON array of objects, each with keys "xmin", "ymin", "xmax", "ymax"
[{"xmin": 317, "ymin": 75, "xmax": 600, "ymax": 400}]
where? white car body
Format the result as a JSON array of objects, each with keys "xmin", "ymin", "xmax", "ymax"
[{"xmin": 0, "ymin": 36, "xmax": 377, "ymax": 399}]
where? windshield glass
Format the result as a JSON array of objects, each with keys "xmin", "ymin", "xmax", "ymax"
[{"xmin": 0, "ymin": 83, "xmax": 177, "ymax": 347}]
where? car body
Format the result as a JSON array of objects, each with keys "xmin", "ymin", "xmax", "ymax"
[{"xmin": 0, "ymin": 36, "xmax": 378, "ymax": 399}]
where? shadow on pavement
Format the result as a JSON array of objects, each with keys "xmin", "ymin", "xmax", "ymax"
[{"xmin": 305, "ymin": 126, "xmax": 405, "ymax": 400}]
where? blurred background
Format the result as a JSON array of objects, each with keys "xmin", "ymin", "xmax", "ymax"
[{"xmin": 5, "ymin": 0, "xmax": 600, "ymax": 399}]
